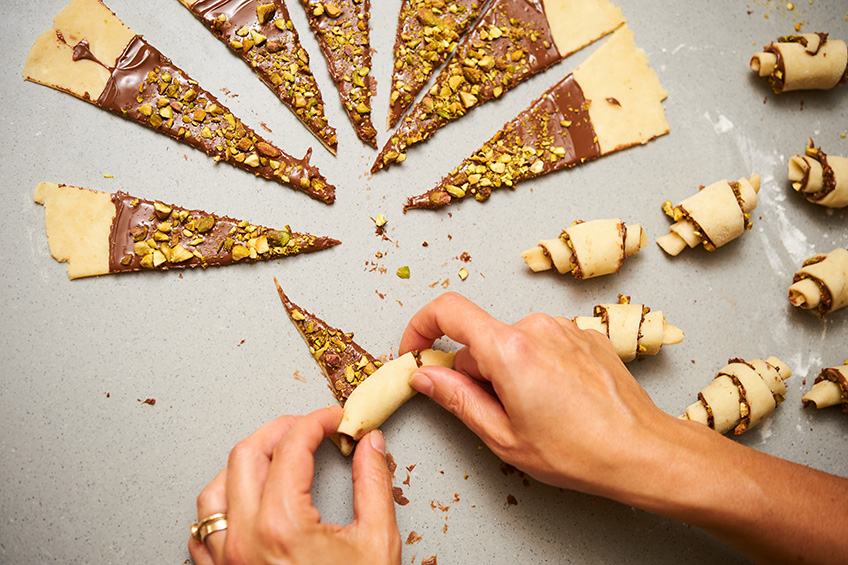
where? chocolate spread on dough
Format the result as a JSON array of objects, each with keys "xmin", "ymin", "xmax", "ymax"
[
  {"xmin": 299, "ymin": 0, "xmax": 377, "ymax": 147},
  {"xmin": 107, "ymin": 191, "xmax": 339, "ymax": 273},
  {"xmin": 70, "ymin": 38, "xmax": 107, "ymax": 67},
  {"xmin": 93, "ymin": 36, "xmax": 333, "ymax": 202},
  {"xmin": 275, "ymin": 283, "xmax": 381, "ymax": 404},
  {"xmin": 387, "ymin": 0, "xmax": 484, "ymax": 129},
  {"xmin": 405, "ymin": 73, "xmax": 599, "ymax": 210},
  {"xmin": 187, "ymin": 0, "xmax": 337, "ymax": 152},
  {"xmin": 374, "ymin": 0, "xmax": 562, "ymax": 173}
]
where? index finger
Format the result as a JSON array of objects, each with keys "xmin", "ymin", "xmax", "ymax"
[
  {"xmin": 227, "ymin": 414, "xmax": 303, "ymax": 529},
  {"xmin": 260, "ymin": 406, "xmax": 342, "ymax": 526},
  {"xmin": 399, "ymin": 292, "xmax": 506, "ymax": 355}
]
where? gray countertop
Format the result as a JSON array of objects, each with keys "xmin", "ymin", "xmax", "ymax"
[{"xmin": 1, "ymin": 0, "xmax": 846, "ymax": 563}]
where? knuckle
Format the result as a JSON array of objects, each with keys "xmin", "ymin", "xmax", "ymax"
[
  {"xmin": 442, "ymin": 384, "xmax": 469, "ymax": 417},
  {"xmin": 499, "ymin": 328, "xmax": 535, "ymax": 360},
  {"xmin": 439, "ymin": 290, "xmax": 463, "ymax": 303},
  {"xmin": 195, "ymin": 483, "xmax": 223, "ymax": 512},
  {"xmin": 223, "ymin": 537, "xmax": 248, "ymax": 565},
  {"xmin": 486, "ymin": 426, "xmax": 517, "ymax": 456},
  {"xmin": 227, "ymin": 439, "xmax": 254, "ymax": 466},
  {"xmin": 525, "ymin": 312, "xmax": 561, "ymax": 332}
]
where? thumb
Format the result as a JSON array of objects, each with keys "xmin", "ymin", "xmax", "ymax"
[
  {"xmin": 410, "ymin": 365, "xmax": 513, "ymax": 451},
  {"xmin": 350, "ymin": 430, "xmax": 399, "ymax": 537}
]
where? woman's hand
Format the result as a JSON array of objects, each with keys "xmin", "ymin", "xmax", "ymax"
[
  {"xmin": 188, "ymin": 406, "xmax": 401, "ymax": 565},
  {"xmin": 399, "ymin": 291, "xmax": 673, "ymax": 496},
  {"xmin": 400, "ymin": 292, "xmax": 848, "ymax": 564}
]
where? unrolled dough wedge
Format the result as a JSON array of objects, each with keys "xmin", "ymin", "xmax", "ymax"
[
  {"xmin": 751, "ymin": 33, "xmax": 848, "ymax": 93},
  {"xmin": 522, "ymin": 219, "xmax": 646, "ymax": 279},
  {"xmin": 802, "ymin": 363, "xmax": 848, "ymax": 413},
  {"xmin": 387, "ymin": 0, "xmax": 485, "ymax": 130},
  {"xmin": 573, "ymin": 295, "xmax": 683, "ymax": 362},
  {"xmin": 680, "ymin": 357, "xmax": 792, "ymax": 435},
  {"xmin": 24, "ymin": 0, "xmax": 334, "ymax": 202},
  {"xmin": 657, "ymin": 175, "xmax": 760, "ymax": 256},
  {"xmin": 405, "ymin": 26, "xmax": 669, "ymax": 210},
  {"xmin": 788, "ymin": 248, "xmax": 848, "ymax": 316},
  {"xmin": 34, "ymin": 182, "xmax": 339, "ymax": 279},
  {"xmin": 177, "ymin": 0, "xmax": 338, "ymax": 154},
  {"xmin": 296, "ymin": 0, "xmax": 377, "ymax": 147},
  {"xmin": 373, "ymin": 0, "xmax": 625, "ymax": 174},
  {"xmin": 788, "ymin": 138, "xmax": 848, "ymax": 208}
]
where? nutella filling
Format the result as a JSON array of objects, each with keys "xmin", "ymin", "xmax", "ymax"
[
  {"xmin": 375, "ymin": 0, "xmax": 562, "ymax": 172},
  {"xmin": 93, "ymin": 36, "xmax": 332, "ymax": 202},
  {"xmin": 405, "ymin": 73, "xmax": 599, "ymax": 210},
  {"xmin": 107, "ymin": 192, "xmax": 338, "ymax": 273},
  {"xmin": 301, "ymin": 0, "xmax": 377, "ymax": 146},
  {"xmin": 188, "ymin": 0, "xmax": 337, "ymax": 151},
  {"xmin": 277, "ymin": 287, "xmax": 379, "ymax": 404},
  {"xmin": 388, "ymin": 0, "xmax": 484, "ymax": 128}
]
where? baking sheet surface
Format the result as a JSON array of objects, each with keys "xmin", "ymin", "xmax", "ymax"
[{"xmin": 1, "ymin": 1, "xmax": 846, "ymax": 563}]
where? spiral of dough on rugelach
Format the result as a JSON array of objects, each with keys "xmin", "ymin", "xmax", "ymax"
[
  {"xmin": 657, "ymin": 175, "xmax": 760, "ymax": 256},
  {"xmin": 803, "ymin": 364, "xmax": 848, "ymax": 412},
  {"xmin": 573, "ymin": 295, "xmax": 683, "ymax": 362},
  {"xmin": 788, "ymin": 138, "xmax": 848, "ymax": 208},
  {"xmin": 522, "ymin": 219, "xmax": 646, "ymax": 279},
  {"xmin": 788, "ymin": 248, "xmax": 848, "ymax": 316},
  {"xmin": 750, "ymin": 33, "xmax": 848, "ymax": 92},
  {"xmin": 680, "ymin": 357, "xmax": 792, "ymax": 435}
]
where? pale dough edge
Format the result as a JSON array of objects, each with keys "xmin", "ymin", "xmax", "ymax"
[
  {"xmin": 34, "ymin": 182, "xmax": 114, "ymax": 279},
  {"xmin": 573, "ymin": 25, "xmax": 670, "ymax": 154},
  {"xmin": 542, "ymin": 0, "xmax": 625, "ymax": 58},
  {"xmin": 23, "ymin": 0, "xmax": 135, "ymax": 100}
]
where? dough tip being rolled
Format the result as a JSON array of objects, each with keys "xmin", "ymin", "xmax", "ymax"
[
  {"xmin": 748, "ymin": 174, "xmax": 761, "ymax": 193},
  {"xmin": 750, "ymin": 51, "xmax": 777, "ymax": 76}
]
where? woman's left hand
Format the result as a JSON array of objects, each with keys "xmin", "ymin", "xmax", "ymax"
[{"xmin": 188, "ymin": 405, "xmax": 401, "ymax": 565}]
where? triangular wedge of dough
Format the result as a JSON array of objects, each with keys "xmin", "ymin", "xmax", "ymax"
[
  {"xmin": 178, "ymin": 0, "xmax": 338, "ymax": 154},
  {"xmin": 404, "ymin": 25, "xmax": 668, "ymax": 210},
  {"xmin": 374, "ymin": 0, "xmax": 626, "ymax": 173},
  {"xmin": 23, "ymin": 0, "xmax": 335, "ymax": 203},
  {"xmin": 275, "ymin": 280, "xmax": 384, "ymax": 406},
  {"xmin": 34, "ymin": 182, "xmax": 340, "ymax": 280},
  {"xmin": 297, "ymin": 0, "xmax": 377, "ymax": 147},
  {"xmin": 387, "ymin": 0, "xmax": 486, "ymax": 130}
]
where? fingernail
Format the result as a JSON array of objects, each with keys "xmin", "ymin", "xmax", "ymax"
[
  {"xmin": 410, "ymin": 372, "xmax": 434, "ymax": 397},
  {"xmin": 369, "ymin": 429, "xmax": 386, "ymax": 455}
]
